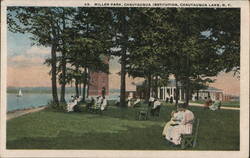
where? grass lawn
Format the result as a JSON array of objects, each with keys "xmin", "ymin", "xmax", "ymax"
[
  {"xmin": 7, "ymin": 104, "xmax": 239, "ymax": 150},
  {"xmin": 190, "ymin": 100, "xmax": 240, "ymax": 108}
]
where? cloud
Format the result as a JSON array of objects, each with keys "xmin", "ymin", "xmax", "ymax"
[
  {"xmin": 8, "ymin": 46, "xmax": 50, "ymax": 67},
  {"xmin": 26, "ymin": 46, "xmax": 50, "ymax": 57},
  {"xmin": 7, "ymin": 66, "xmax": 51, "ymax": 87}
]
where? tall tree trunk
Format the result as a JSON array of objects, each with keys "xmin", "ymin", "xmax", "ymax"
[
  {"xmin": 75, "ymin": 79, "xmax": 79, "ymax": 98},
  {"xmin": 184, "ymin": 45, "xmax": 191, "ymax": 107},
  {"xmin": 120, "ymin": 10, "xmax": 127, "ymax": 108},
  {"xmin": 146, "ymin": 74, "xmax": 152, "ymax": 105},
  {"xmin": 75, "ymin": 66, "xmax": 79, "ymax": 98},
  {"xmin": 154, "ymin": 76, "xmax": 159, "ymax": 98},
  {"xmin": 51, "ymin": 43, "xmax": 59, "ymax": 105},
  {"xmin": 60, "ymin": 51, "xmax": 66, "ymax": 103},
  {"xmin": 87, "ymin": 72, "xmax": 90, "ymax": 98},
  {"xmin": 60, "ymin": 12, "xmax": 67, "ymax": 103},
  {"xmin": 196, "ymin": 90, "xmax": 199, "ymax": 100},
  {"xmin": 185, "ymin": 79, "xmax": 190, "ymax": 106},
  {"xmin": 120, "ymin": 52, "xmax": 126, "ymax": 107},
  {"xmin": 79, "ymin": 82, "xmax": 82, "ymax": 96},
  {"xmin": 175, "ymin": 75, "xmax": 179, "ymax": 106},
  {"xmin": 82, "ymin": 66, "xmax": 87, "ymax": 103}
]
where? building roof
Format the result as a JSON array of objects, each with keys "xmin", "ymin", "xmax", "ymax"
[{"xmin": 134, "ymin": 79, "xmax": 182, "ymax": 87}]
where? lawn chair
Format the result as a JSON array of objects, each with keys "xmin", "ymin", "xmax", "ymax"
[
  {"xmin": 150, "ymin": 106, "xmax": 161, "ymax": 117},
  {"xmin": 218, "ymin": 101, "xmax": 222, "ymax": 110},
  {"xmin": 136, "ymin": 110, "xmax": 148, "ymax": 120},
  {"xmin": 135, "ymin": 105, "xmax": 149, "ymax": 121},
  {"xmin": 180, "ymin": 118, "xmax": 200, "ymax": 149}
]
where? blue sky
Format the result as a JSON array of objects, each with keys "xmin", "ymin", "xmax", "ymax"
[{"xmin": 7, "ymin": 31, "xmax": 32, "ymax": 57}]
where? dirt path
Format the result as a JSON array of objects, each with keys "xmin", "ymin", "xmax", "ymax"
[
  {"xmin": 7, "ymin": 106, "xmax": 47, "ymax": 120},
  {"xmin": 188, "ymin": 102, "xmax": 240, "ymax": 110}
]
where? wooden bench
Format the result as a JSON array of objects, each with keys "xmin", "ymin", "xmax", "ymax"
[
  {"xmin": 135, "ymin": 105, "xmax": 150, "ymax": 120},
  {"xmin": 150, "ymin": 106, "xmax": 161, "ymax": 117},
  {"xmin": 180, "ymin": 118, "xmax": 200, "ymax": 149},
  {"xmin": 135, "ymin": 110, "xmax": 148, "ymax": 120}
]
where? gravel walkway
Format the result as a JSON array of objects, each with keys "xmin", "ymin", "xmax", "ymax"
[
  {"xmin": 7, "ymin": 106, "xmax": 47, "ymax": 120},
  {"xmin": 188, "ymin": 102, "xmax": 240, "ymax": 110}
]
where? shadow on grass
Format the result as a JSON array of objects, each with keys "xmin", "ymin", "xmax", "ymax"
[
  {"xmin": 7, "ymin": 125, "xmax": 180, "ymax": 150},
  {"xmin": 80, "ymin": 105, "xmax": 175, "ymax": 122}
]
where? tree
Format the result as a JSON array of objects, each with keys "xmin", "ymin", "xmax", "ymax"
[
  {"xmin": 110, "ymin": 8, "xmax": 134, "ymax": 107},
  {"xmin": 8, "ymin": 7, "xmax": 64, "ymax": 105},
  {"xmin": 70, "ymin": 8, "xmax": 111, "ymax": 102}
]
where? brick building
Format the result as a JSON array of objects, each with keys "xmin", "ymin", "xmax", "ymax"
[
  {"xmin": 88, "ymin": 71, "xmax": 109, "ymax": 97},
  {"xmin": 88, "ymin": 55, "xmax": 109, "ymax": 97}
]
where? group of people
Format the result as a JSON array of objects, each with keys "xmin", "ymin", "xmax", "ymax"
[
  {"xmin": 96, "ymin": 96, "xmax": 108, "ymax": 111},
  {"xmin": 67, "ymin": 96, "xmax": 82, "ymax": 112},
  {"xmin": 162, "ymin": 104, "xmax": 194, "ymax": 146},
  {"xmin": 204, "ymin": 96, "xmax": 221, "ymax": 111},
  {"xmin": 126, "ymin": 96, "xmax": 141, "ymax": 108},
  {"xmin": 67, "ymin": 95, "xmax": 108, "ymax": 112},
  {"xmin": 87, "ymin": 96, "xmax": 107, "ymax": 111},
  {"xmin": 149, "ymin": 97, "xmax": 161, "ymax": 116}
]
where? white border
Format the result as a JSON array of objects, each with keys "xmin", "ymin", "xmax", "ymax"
[{"xmin": 1, "ymin": 0, "xmax": 249, "ymax": 158}]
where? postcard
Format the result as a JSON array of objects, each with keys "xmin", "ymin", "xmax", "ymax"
[{"xmin": 1, "ymin": 0, "xmax": 249, "ymax": 158}]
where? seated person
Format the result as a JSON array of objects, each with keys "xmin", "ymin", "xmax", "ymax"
[
  {"xmin": 70, "ymin": 96, "xmax": 75, "ymax": 102},
  {"xmin": 133, "ymin": 98, "xmax": 141, "ymax": 107},
  {"xmin": 100, "ymin": 96, "xmax": 107, "ymax": 111},
  {"xmin": 162, "ymin": 109, "xmax": 183, "ymax": 137},
  {"xmin": 94, "ymin": 96, "xmax": 102, "ymax": 108},
  {"xmin": 165, "ymin": 104, "xmax": 194, "ymax": 145},
  {"xmin": 148, "ymin": 97, "xmax": 155, "ymax": 107},
  {"xmin": 150, "ymin": 98, "xmax": 161, "ymax": 116},
  {"xmin": 170, "ymin": 97, "xmax": 173, "ymax": 104},
  {"xmin": 87, "ymin": 97, "xmax": 95, "ymax": 110},
  {"xmin": 166, "ymin": 97, "xmax": 169, "ymax": 103},
  {"xmin": 204, "ymin": 97, "xmax": 212, "ymax": 109},
  {"xmin": 209, "ymin": 97, "xmax": 221, "ymax": 111},
  {"xmin": 127, "ymin": 96, "xmax": 133, "ymax": 107},
  {"xmin": 77, "ymin": 96, "xmax": 83, "ymax": 102},
  {"xmin": 67, "ymin": 97, "xmax": 78, "ymax": 112}
]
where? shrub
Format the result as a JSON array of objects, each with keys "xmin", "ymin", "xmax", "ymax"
[{"xmin": 47, "ymin": 100, "xmax": 67, "ymax": 112}]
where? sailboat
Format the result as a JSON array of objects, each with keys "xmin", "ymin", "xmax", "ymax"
[{"xmin": 17, "ymin": 89, "xmax": 23, "ymax": 97}]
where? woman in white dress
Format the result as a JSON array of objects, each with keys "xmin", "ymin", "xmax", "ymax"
[
  {"xmin": 209, "ymin": 97, "xmax": 221, "ymax": 111},
  {"xmin": 163, "ymin": 109, "xmax": 184, "ymax": 138},
  {"xmin": 165, "ymin": 104, "xmax": 194, "ymax": 145},
  {"xmin": 67, "ymin": 97, "xmax": 78, "ymax": 112},
  {"xmin": 101, "ymin": 97, "xmax": 107, "ymax": 111}
]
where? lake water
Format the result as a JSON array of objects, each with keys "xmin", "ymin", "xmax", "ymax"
[{"xmin": 7, "ymin": 93, "xmax": 119, "ymax": 112}]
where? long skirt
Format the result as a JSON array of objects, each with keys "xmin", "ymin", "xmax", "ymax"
[
  {"xmin": 162, "ymin": 121, "xmax": 174, "ymax": 136},
  {"xmin": 165, "ymin": 124, "xmax": 193, "ymax": 145}
]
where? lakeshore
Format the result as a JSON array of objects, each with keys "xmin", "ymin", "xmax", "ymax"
[{"xmin": 7, "ymin": 106, "xmax": 47, "ymax": 120}]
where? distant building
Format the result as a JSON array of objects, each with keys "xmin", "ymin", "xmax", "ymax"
[
  {"xmin": 88, "ymin": 71, "xmax": 109, "ymax": 97},
  {"xmin": 134, "ymin": 79, "xmax": 224, "ymax": 101},
  {"xmin": 223, "ymin": 94, "xmax": 240, "ymax": 102},
  {"xmin": 135, "ymin": 79, "xmax": 183, "ymax": 100},
  {"xmin": 88, "ymin": 56, "xmax": 109, "ymax": 97},
  {"xmin": 192, "ymin": 87, "xmax": 223, "ymax": 101}
]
